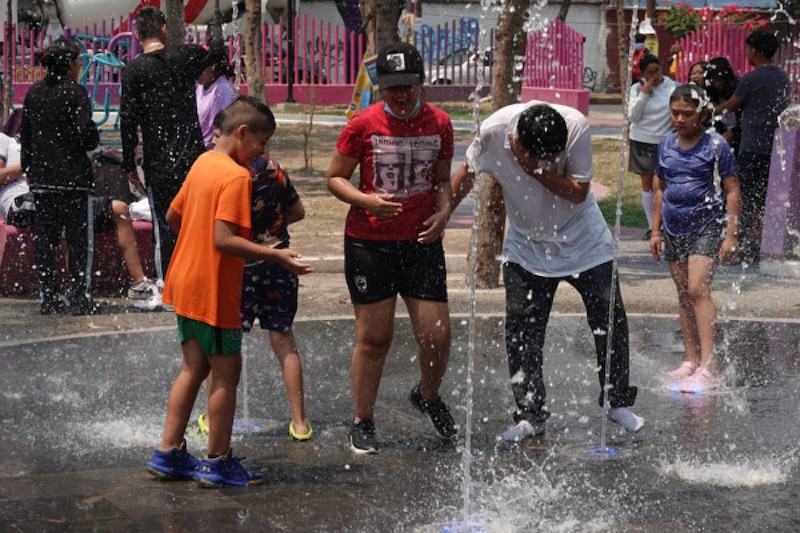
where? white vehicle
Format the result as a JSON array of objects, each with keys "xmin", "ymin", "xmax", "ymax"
[
  {"xmin": 9, "ymin": 0, "xmax": 292, "ymax": 37},
  {"xmin": 14, "ymin": 0, "xmax": 218, "ymax": 34},
  {"xmin": 425, "ymin": 47, "xmax": 493, "ymax": 86}
]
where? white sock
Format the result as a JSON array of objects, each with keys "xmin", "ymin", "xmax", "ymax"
[
  {"xmin": 642, "ymin": 191, "xmax": 655, "ymax": 228},
  {"xmin": 609, "ymin": 407, "xmax": 645, "ymax": 432}
]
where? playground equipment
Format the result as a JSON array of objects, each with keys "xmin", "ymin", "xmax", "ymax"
[{"xmin": 74, "ymin": 31, "xmax": 133, "ymax": 145}]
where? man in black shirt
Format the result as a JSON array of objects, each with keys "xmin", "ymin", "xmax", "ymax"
[{"xmin": 120, "ymin": 7, "xmax": 224, "ymax": 306}]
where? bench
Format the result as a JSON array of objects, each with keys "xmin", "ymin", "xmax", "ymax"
[{"xmin": 0, "ymin": 217, "xmax": 155, "ymax": 296}]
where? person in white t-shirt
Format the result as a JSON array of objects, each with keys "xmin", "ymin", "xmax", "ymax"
[
  {"xmin": 628, "ymin": 54, "xmax": 679, "ymax": 240},
  {"xmin": 451, "ymin": 102, "xmax": 644, "ymax": 441},
  {"xmin": 0, "ymin": 130, "xmax": 28, "ymax": 219}
]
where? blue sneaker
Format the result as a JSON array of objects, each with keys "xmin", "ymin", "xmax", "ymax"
[
  {"xmin": 146, "ymin": 439, "xmax": 200, "ymax": 480},
  {"xmin": 196, "ymin": 449, "xmax": 263, "ymax": 488}
]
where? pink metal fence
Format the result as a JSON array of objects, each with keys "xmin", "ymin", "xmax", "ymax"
[
  {"xmin": 675, "ymin": 20, "xmax": 800, "ymax": 101},
  {"xmin": 675, "ymin": 19, "xmax": 752, "ymax": 82},
  {"xmin": 777, "ymin": 41, "xmax": 800, "ymax": 103},
  {"xmin": 522, "ymin": 19, "xmax": 586, "ymax": 90},
  {"xmin": 3, "ymin": 14, "xmax": 591, "ymax": 106}
]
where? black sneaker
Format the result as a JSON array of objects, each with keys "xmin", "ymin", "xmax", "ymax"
[
  {"xmin": 349, "ymin": 419, "xmax": 378, "ymax": 454},
  {"xmin": 69, "ymin": 298, "xmax": 102, "ymax": 316},
  {"xmin": 40, "ymin": 298, "xmax": 68, "ymax": 315},
  {"xmin": 409, "ymin": 384, "xmax": 457, "ymax": 439}
]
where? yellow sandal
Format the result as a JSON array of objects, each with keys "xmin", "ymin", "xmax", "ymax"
[
  {"xmin": 289, "ymin": 421, "xmax": 313, "ymax": 441},
  {"xmin": 197, "ymin": 413, "xmax": 210, "ymax": 436}
]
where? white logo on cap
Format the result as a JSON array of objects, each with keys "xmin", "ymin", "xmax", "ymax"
[{"xmin": 386, "ymin": 52, "xmax": 407, "ymax": 72}]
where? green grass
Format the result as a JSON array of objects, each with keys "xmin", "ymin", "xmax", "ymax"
[
  {"xmin": 103, "ymin": 115, "xmax": 646, "ymax": 230},
  {"xmin": 432, "ymin": 108, "xmax": 647, "ymax": 229},
  {"xmin": 591, "ymin": 138, "xmax": 648, "ymax": 229}
]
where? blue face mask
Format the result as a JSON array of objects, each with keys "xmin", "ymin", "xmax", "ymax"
[{"xmin": 384, "ymin": 100, "xmax": 421, "ymax": 120}]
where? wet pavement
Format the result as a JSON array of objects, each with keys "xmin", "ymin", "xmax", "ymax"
[
  {"xmin": 3, "ymin": 101, "xmax": 800, "ymax": 531},
  {"xmin": 1, "ymin": 313, "xmax": 800, "ymax": 531}
]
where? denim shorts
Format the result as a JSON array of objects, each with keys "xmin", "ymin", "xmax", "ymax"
[{"xmin": 662, "ymin": 222, "xmax": 724, "ymax": 262}]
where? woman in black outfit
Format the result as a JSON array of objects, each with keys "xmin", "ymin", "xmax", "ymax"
[
  {"xmin": 705, "ymin": 57, "xmax": 742, "ymax": 154},
  {"xmin": 21, "ymin": 37, "xmax": 100, "ymax": 315}
]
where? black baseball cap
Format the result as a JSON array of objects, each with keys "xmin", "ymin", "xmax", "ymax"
[
  {"xmin": 745, "ymin": 29, "xmax": 778, "ymax": 58},
  {"xmin": 376, "ymin": 42, "xmax": 424, "ymax": 89}
]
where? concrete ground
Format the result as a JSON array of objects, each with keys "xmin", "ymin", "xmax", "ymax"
[{"xmin": 2, "ymin": 101, "xmax": 800, "ymax": 531}]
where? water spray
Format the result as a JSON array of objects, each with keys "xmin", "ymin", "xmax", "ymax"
[{"xmin": 588, "ymin": 0, "xmax": 642, "ymax": 461}]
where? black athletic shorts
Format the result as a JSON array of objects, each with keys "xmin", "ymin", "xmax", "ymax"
[
  {"xmin": 344, "ymin": 234, "xmax": 448, "ymax": 305},
  {"xmin": 93, "ymin": 196, "xmax": 115, "ymax": 234}
]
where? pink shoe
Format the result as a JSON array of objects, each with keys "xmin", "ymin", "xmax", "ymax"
[
  {"xmin": 668, "ymin": 361, "xmax": 698, "ymax": 380},
  {"xmin": 680, "ymin": 367, "xmax": 716, "ymax": 394}
]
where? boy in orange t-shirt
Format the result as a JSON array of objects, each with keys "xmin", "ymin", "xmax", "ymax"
[{"xmin": 145, "ymin": 96, "xmax": 313, "ymax": 487}]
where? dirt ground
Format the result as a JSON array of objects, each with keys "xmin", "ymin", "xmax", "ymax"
[
  {"xmin": 0, "ymin": 122, "xmax": 488, "ymax": 341},
  {"xmin": 266, "ymin": 124, "xmax": 345, "ymax": 257},
  {"xmin": 5, "ymin": 118, "xmax": 800, "ymax": 342}
]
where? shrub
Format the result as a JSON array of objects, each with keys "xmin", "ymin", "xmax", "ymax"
[{"xmin": 659, "ymin": 2, "xmax": 766, "ymax": 39}]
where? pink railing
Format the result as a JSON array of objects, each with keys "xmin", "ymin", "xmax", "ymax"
[
  {"xmin": 3, "ymin": 15, "xmax": 594, "ymax": 107},
  {"xmin": 674, "ymin": 20, "xmax": 800, "ymax": 101},
  {"xmin": 675, "ymin": 19, "xmax": 752, "ymax": 82},
  {"xmin": 778, "ymin": 41, "xmax": 800, "ymax": 103},
  {"xmin": 522, "ymin": 19, "xmax": 585, "ymax": 90}
]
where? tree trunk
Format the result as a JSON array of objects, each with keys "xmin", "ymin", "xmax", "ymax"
[
  {"xmin": 245, "ymin": 0, "xmax": 267, "ymax": 103},
  {"xmin": 361, "ymin": 0, "xmax": 376, "ymax": 55},
  {"xmin": 359, "ymin": 0, "xmax": 404, "ymax": 54},
  {"xmin": 473, "ymin": 0, "xmax": 527, "ymax": 289},
  {"xmin": 2, "ymin": 0, "xmax": 12, "ymax": 122},
  {"xmin": 557, "ymin": 0, "xmax": 572, "ymax": 22},
  {"xmin": 360, "ymin": 0, "xmax": 403, "ymax": 101},
  {"xmin": 374, "ymin": 0, "xmax": 402, "ymax": 52},
  {"xmin": 645, "ymin": 0, "xmax": 656, "ymax": 24},
  {"xmin": 164, "ymin": 0, "xmax": 185, "ymax": 47},
  {"xmin": 616, "ymin": 0, "xmax": 629, "ymax": 93}
]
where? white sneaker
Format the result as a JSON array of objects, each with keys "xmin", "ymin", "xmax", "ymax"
[
  {"xmin": 128, "ymin": 277, "xmax": 159, "ymax": 300},
  {"xmin": 608, "ymin": 407, "xmax": 644, "ymax": 433},
  {"xmin": 133, "ymin": 292, "xmax": 164, "ymax": 311},
  {"xmin": 501, "ymin": 420, "xmax": 546, "ymax": 442}
]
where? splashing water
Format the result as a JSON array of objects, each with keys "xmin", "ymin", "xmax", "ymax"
[
  {"xmin": 659, "ymin": 453, "xmax": 797, "ymax": 486},
  {"xmin": 593, "ymin": 0, "xmax": 643, "ymax": 459}
]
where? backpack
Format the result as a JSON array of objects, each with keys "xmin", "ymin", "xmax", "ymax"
[{"xmin": 6, "ymin": 192, "xmax": 36, "ymax": 229}]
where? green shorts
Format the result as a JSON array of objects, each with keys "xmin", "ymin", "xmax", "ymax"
[{"xmin": 176, "ymin": 315, "xmax": 243, "ymax": 356}]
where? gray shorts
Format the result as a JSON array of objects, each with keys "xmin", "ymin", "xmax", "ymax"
[
  {"xmin": 662, "ymin": 223, "xmax": 724, "ymax": 262},
  {"xmin": 628, "ymin": 140, "xmax": 659, "ymax": 175}
]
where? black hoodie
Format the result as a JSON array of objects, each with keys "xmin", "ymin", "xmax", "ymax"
[
  {"xmin": 21, "ymin": 72, "xmax": 99, "ymax": 193},
  {"xmin": 119, "ymin": 23, "xmax": 224, "ymax": 182}
]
